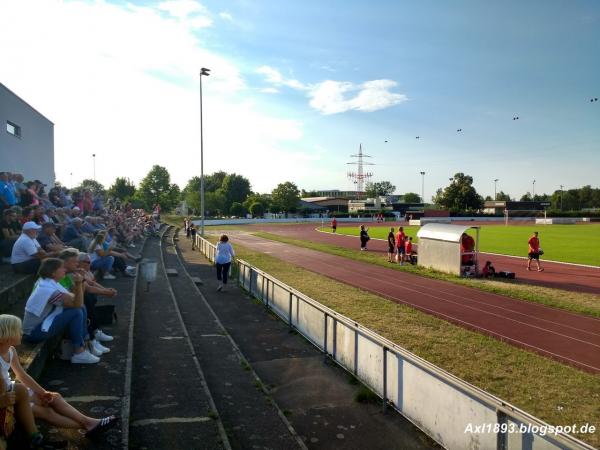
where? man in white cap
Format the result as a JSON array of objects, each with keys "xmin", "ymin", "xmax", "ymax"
[{"xmin": 11, "ymin": 221, "xmax": 48, "ymax": 273}]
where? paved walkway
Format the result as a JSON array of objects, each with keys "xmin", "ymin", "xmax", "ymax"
[
  {"xmin": 176, "ymin": 230, "xmax": 438, "ymax": 450},
  {"xmin": 225, "ymin": 231, "xmax": 600, "ymax": 374}
]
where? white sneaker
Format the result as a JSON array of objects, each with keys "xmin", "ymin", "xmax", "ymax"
[
  {"xmin": 71, "ymin": 350, "xmax": 100, "ymax": 364},
  {"xmin": 88, "ymin": 342, "xmax": 103, "ymax": 357},
  {"xmin": 104, "ymin": 274, "xmax": 116, "ymax": 280},
  {"xmin": 92, "ymin": 339, "xmax": 110, "ymax": 354},
  {"xmin": 128, "ymin": 243, "xmax": 136, "ymax": 248},
  {"xmin": 95, "ymin": 329, "xmax": 114, "ymax": 342}
]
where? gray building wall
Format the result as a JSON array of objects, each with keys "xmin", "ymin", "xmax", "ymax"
[{"xmin": 0, "ymin": 83, "xmax": 54, "ymax": 185}]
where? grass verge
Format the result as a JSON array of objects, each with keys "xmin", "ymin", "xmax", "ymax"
[
  {"xmin": 252, "ymin": 231, "xmax": 600, "ymax": 318},
  {"xmin": 226, "ymin": 240, "xmax": 599, "ymax": 447}
]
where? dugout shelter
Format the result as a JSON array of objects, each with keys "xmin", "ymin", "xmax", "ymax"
[{"xmin": 416, "ymin": 223, "xmax": 481, "ymax": 276}]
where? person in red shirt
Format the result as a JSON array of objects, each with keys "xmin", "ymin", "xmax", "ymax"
[
  {"xmin": 460, "ymin": 233, "xmax": 475, "ymax": 265},
  {"xmin": 527, "ymin": 231, "xmax": 543, "ymax": 271},
  {"xmin": 395, "ymin": 227, "xmax": 406, "ymax": 263},
  {"xmin": 331, "ymin": 218, "xmax": 337, "ymax": 233}
]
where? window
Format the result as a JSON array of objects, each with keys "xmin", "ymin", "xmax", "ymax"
[{"xmin": 6, "ymin": 121, "xmax": 21, "ymax": 138}]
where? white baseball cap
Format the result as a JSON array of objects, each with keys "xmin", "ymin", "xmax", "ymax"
[{"xmin": 22, "ymin": 221, "xmax": 42, "ymax": 231}]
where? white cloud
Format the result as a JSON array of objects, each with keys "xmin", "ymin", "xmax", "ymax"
[
  {"xmin": 260, "ymin": 87, "xmax": 280, "ymax": 94},
  {"xmin": 257, "ymin": 65, "xmax": 406, "ymax": 114},
  {"xmin": 309, "ymin": 79, "xmax": 407, "ymax": 114},
  {"xmin": 0, "ymin": 0, "xmax": 306, "ymax": 193},
  {"xmin": 256, "ymin": 65, "xmax": 308, "ymax": 91},
  {"xmin": 219, "ymin": 12, "xmax": 233, "ymax": 21}
]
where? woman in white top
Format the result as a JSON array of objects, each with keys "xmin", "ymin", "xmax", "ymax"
[
  {"xmin": 22, "ymin": 258, "xmax": 100, "ymax": 364},
  {"xmin": 215, "ymin": 235, "xmax": 235, "ymax": 292}
]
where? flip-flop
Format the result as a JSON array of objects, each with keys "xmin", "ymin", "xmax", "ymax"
[
  {"xmin": 85, "ymin": 415, "xmax": 119, "ymax": 438},
  {"xmin": 538, "ymin": 268, "xmax": 544, "ymax": 272}
]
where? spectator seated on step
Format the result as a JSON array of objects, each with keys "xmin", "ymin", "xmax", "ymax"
[
  {"xmin": 19, "ymin": 206, "xmax": 33, "ymax": 225},
  {"xmin": 87, "ymin": 231, "xmax": 116, "ymax": 280},
  {"xmin": 57, "ymin": 248, "xmax": 112, "ymax": 357},
  {"xmin": 77, "ymin": 252, "xmax": 116, "ymax": 347},
  {"xmin": 81, "ymin": 216, "xmax": 99, "ymax": 235},
  {"xmin": 61, "ymin": 218, "xmax": 91, "ymax": 252},
  {"xmin": 0, "ymin": 209, "xmax": 21, "ymax": 261},
  {"xmin": 31, "ymin": 205, "xmax": 49, "ymax": 225},
  {"xmin": 10, "ymin": 221, "xmax": 48, "ymax": 274},
  {"xmin": 0, "ymin": 172, "xmax": 17, "ymax": 213},
  {"xmin": 11, "ymin": 173, "xmax": 27, "ymax": 206},
  {"xmin": 22, "ymin": 257, "xmax": 101, "ymax": 365},
  {"xmin": 37, "ymin": 222, "xmax": 67, "ymax": 254}
]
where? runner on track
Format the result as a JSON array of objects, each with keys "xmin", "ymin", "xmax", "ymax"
[{"xmin": 527, "ymin": 231, "xmax": 544, "ymax": 272}]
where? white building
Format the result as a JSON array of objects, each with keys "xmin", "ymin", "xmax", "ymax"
[{"xmin": 0, "ymin": 83, "xmax": 55, "ymax": 185}]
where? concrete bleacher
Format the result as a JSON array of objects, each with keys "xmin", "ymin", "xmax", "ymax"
[{"xmin": 0, "ymin": 267, "xmax": 59, "ymax": 379}]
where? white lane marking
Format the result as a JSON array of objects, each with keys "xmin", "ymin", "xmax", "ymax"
[{"xmin": 131, "ymin": 417, "xmax": 212, "ymax": 427}]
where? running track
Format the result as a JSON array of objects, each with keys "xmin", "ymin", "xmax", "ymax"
[
  {"xmin": 253, "ymin": 222, "xmax": 600, "ymax": 295},
  {"xmin": 226, "ymin": 227, "xmax": 600, "ymax": 374}
]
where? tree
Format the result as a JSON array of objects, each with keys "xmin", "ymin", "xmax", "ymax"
[
  {"xmin": 496, "ymin": 191, "xmax": 511, "ymax": 201},
  {"xmin": 229, "ymin": 202, "xmax": 245, "ymax": 217},
  {"xmin": 249, "ymin": 202, "xmax": 264, "ymax": 217},
  {"xmin": 205, "ymin": 191, "xmax": 227, "ymax": 216},
  {"xmin": 271, "ymin": 182, "xmax": 300, "ymax": 213},
  {"xmin": 402, "ymin": 192, "xmax": 421, "ymax": 203},
  {"xmin": 134, "ymin": 165, "xmax": 180, "ymax": 211},
  {"xmin": 520, "ymin": 193, "xmax": 532, "ymax": 202},
  {"xmin": 243, "ymin": 193, "xmax": 271, "ymax": 212},
  {"xmin": 75, "ymin": 179, "xmax": 105, "ymax": 195},
  {"xmin": 220, "ymin": 174, "xmax": 251, "ymax": 212},
  {"xmin": 432, "ymin": 173, "xmax": 484, "ymax": 212},
  {"xmin": 107, "ymin": 177, "xmax": 136, "ymax": 201},
  {"xmin": 365, "ymin": 181, "xmax": 396, "ymax": 197},
  {"xmin": 205, "ymin": 171, "xmax": 228, "ymax": 192}
]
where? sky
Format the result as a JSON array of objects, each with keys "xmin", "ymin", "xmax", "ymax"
[{"xmin": 0, "ymin": 0, "xmax": 599, "ymax": 200}]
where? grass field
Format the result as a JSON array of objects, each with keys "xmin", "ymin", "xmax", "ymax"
[
  {"xmin": 326, "ymin": 224, "xmax": 600, "ymax": 266},
  {"xmin": 209, "ymin": 236, "xmax": 600, "ymax": 448}
]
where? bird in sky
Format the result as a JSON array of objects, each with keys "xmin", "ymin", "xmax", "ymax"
[
  {"xmin": 457, "ymin": 128, "xmax": 462, "ymax": 132},
  {"xmin": 415, "ymin": 136, "xmax": 420, "ymax": 139},
  {"xmin": 591, "ymin": 98, "xmax": 598, "ymax": 102},
  {"xmin": 512, "ymin": 116, "xmax": 519, "ymax": 120}
]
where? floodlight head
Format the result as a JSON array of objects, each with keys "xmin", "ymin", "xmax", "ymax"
[{"xmin": 201, "ymin": 68, "xmax": 211, "ymax": 76}]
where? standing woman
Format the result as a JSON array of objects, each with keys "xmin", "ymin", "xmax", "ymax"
[
  {"xmin": 215, "ymin": 235, "xmax": 235, "ymax": 291},
  {"xmin": 387, "ymin": 227, "xmax": 395, "ymax": 262},
  {"xmin": 359, "ymin": 225, "xmax": 369, "ymax": 251}
]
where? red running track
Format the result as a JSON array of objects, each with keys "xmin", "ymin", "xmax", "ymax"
[
  {"xmin": 228, "ymin": 229, "xmax": 600, "ymax": 374},
  {"xmin": 251, "ymin": 222, "xmax": 600, "ymax": 295}
]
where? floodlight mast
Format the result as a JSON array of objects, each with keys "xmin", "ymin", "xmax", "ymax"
[{"xmin": 199, "ymin": 67, "xmax": 210, "ymax": 236}]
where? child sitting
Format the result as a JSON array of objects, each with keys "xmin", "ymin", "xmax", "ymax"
[{"xmin": 0, "ymin": 315, "xmax": 118, "ymax": 443}]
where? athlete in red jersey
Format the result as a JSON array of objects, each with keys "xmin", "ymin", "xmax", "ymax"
[{"xmin": 527, "ymin": 231, "xmax": 543, "ymax": 271}]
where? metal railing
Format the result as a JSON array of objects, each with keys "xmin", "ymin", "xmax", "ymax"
[{"xmin": 195, "ymin": 235, "xmax": 591, "ymax": 450}]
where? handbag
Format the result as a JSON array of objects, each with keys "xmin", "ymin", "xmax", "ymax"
[
  {"xmin": 538, "ymin": 248, "xmax": 544, "ymax": 255},
  {"xmin": 95, "ymin": 305, "xmax": 117, "ymax": 326}
]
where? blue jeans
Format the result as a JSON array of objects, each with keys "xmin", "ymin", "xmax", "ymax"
[
  {"xmin": 91, "ymin": 256, "xmax": 114, "ymax": 273},
  {"xmin": 25, "ymin": 307, "xmax": 87, "ymax": 349}
]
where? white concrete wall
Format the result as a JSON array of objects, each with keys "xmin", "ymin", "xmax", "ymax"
[{"xmin": 0, "ymin": 83, "xmax": 54, "ymax": 185}]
